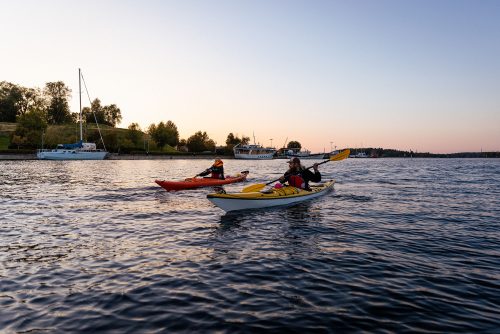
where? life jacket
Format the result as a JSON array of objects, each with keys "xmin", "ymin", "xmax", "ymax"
[
  {"xmin": 210, "ymin": 165, "xmax": 224, "ymax": 179},
  {"xmin": 211, "ymin": 172, "xmax": 223, "ymax": 179},
  {"xmin": 288, "ymin": 174, "xmax": 305, "ymax": 189}
]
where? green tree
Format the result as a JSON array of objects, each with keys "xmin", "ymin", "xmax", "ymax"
[
  {"xmin": 186, "ymin": 131, "xmax": 215, "ymax": 152},
  {"xmin": 10, "ymin": 110, "xmax": 48, "ymax": 148},
  {"xmin": 103, "ymin": 104, "xmax": 122, "ymax": 127},
  {"xmin": 177, "ymin": 138, "xmax": 187, "ymax": 151},
  {"xmin": 127, "ymin": 122, "xmax": 142, "ymax": 145},
  {"xmin": 224, "ymin": 133, "xmax": 250, "ymax": 154},
  {"xmin": 225, "ymin": 133, "xmax": 250, "ymax": 145},
  {"xmin": 206, "ymin": 139, "xmax": 216, "ymax": 152},
  {"xmin": 164, "ymin": 120, "xmax": 179, "ymax": 147},
  {"xmin": 17, "ymin": 87, "xmax": 46, "ymax": 117},
  {"xmin": 44, "ymin": 81, "xmax": 72, "ymax": 124},
  {"xmin": 225, "ymin": 132, "xmax": 237, "ymax": 146},
  {"xmin": 148, "ymin": 120, "xmax": 179, "ymax": 150},
  {"xmin": 148, "ymin": 122, "xmax": 168, "ymax": 150},
  {"xmin": 83, "ymin": 98, "xmax": 105, "ymax": 124},
  {"xmin": 83, "ymin": 99, "xmax": 122, "ymax": 127},
  {"xmin": 128, "ymin": 122, "xmax": 141, "ymax": 131},
  {"xmin": 0, "ymin": 82, "xmax": 23, "ymax": 122},
  {"xmin": 287, "ymin": 140, "xmax": 302, "ymax": 151}
]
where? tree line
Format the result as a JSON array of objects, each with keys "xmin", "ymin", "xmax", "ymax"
[
  {"xmin": 0, "ymin": 81, "xmax": 122, "ymax": 126},
  {"xmin": 138, "ymin": 120, "xmax": 253, "ymax": 154},
  {"xmin": 1, "ymin": 80, "xmax": 123, "ymax": 149},
  {"xmin": 0, "ymin": 80, "xmax": 260, "ymax": 153}
]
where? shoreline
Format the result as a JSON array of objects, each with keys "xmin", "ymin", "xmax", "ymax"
[
  {"xmin": 1, "ymin": 153, "xmax": 498, "ymax": 160},
  {"xmin": 0, "ymin": 153, "xmax": 234, "ymax": 160}
]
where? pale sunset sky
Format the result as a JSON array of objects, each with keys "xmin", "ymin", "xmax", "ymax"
[{"xmin": 1, "ymin": 0, "xmax": 499, "ymax": 153}]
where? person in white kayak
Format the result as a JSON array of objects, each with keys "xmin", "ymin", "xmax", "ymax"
[{"xmin": 278, "ymin": 157, "xmax": 321, "ymax": 190}]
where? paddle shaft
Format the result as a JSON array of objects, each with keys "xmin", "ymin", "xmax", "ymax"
[
  {"xmin": 241, "ymin": 149, "xmax": 349, "ymax": 193},
  {"xmin": 262, "ymin": 159, "xmax": 328, "ymax": 186},
  {"xmin": 196, "ymin": 169, "xmax": 248, "ymax": 179}
]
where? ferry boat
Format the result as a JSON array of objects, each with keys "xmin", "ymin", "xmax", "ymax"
[{"xmin": 233, "ymin": 143, "xmax": 276, "ymax": 159}]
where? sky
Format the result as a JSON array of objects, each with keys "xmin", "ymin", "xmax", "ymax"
[{"xmin": 1, "ymin": 0, "xmax": 499, "ymax": 153}]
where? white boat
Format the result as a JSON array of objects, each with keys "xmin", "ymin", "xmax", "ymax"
[
  {"xmin": 286, "ymin": 149, "xmax": 325, "ymax": 159},
  {"xmin": 349, "ymin": 152, "xmax": 368, "ymax": 158},
  {"xmin": 233, "ymin": 143, "xmax": 276, "ymax": 159},
  {"xmin": 37, "ymin": 141, "xmax": 107, "ymax": 160},
  {"xmin": 37, "ymin": 69, "xmax": 108, "ymax": 160}
]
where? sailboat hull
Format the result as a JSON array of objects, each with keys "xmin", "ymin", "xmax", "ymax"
[{"xmin": 37, "ymin": 150, "xmax": 108, "ymax": 160}]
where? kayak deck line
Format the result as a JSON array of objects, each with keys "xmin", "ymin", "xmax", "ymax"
[{"xmin": 207, "ymin": 182, "xmax": 332, "ymax": 200}]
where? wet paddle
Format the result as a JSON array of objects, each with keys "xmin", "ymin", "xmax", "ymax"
[
  {"xmin": 241, "ymin": 149, "xmax": 350, "ymax": 193},
  {"xmin": 190, "ymin": 170, "xmax": 249, "ymax": 181}
]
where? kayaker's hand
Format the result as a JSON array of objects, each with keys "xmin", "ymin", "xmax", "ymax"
[
  {"xmin": 313, "ymin": 163, "xmax": 319, "ymax": 172},
  {"xmin": 279, "ymin": 176, "xmax": 285, "ymax": 182}
]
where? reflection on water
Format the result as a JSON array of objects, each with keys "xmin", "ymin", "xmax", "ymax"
[{"xmin": 1, "ymin": 159, "xmax": 499, "ymax": 332}]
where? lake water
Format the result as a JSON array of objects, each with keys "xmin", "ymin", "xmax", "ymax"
[{"xmin": 1, "ymin": 158, "xmax": 499, "ymax": 332}]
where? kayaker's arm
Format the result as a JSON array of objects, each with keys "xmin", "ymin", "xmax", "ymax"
[
  {"xmin": 279, "ymin": 172, "xmax": 291, "ymax": 184},
  {"xmin": 304, "ymin": 163, "xmax": 321, "ymax": 183},
  {"xmin": 306, "ymin": 169, "xmax": 321, "ymax": 183},
  {"xmin": 198, "ymin": 168, "xmax": 211, "ymax": 177}
]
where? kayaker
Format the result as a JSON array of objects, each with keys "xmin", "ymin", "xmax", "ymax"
[
  {"xmin": 279, "ymin": 157, "xmax": 321, "ymax": 190},
  {"xmin": 197, "ymin": 158, "xmax": 225, "ymax": 179}
]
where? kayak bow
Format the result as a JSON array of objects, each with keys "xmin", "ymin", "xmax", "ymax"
[
  {"xmin": 156, "ymin": 171, "xmax": 249, "ymax": 191},
  {"xmin": 207, "ymin": 180, "xmax": 335, "ymax": 212}
]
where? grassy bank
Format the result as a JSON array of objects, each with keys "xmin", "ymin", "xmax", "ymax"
[
  {"xmin": 0, "ymin": 136, "xmax": 9, "ymax": 150},
  {"xmin": 0, "ymin": 122, "xmax": 178, "ymax": 154},
  {"xmin": 0, "ymin": 123, "xmax": 16, "ymax": 150}
]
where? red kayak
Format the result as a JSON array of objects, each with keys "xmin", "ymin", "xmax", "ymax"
[{"xmin": 155, "ymin": 171, "xmax": 249, "ymax": 191}]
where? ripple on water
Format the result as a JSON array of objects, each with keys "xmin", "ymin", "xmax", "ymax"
[{"xmin": 0, "ymin": 159, "xmax": 499, "ymax": 332}]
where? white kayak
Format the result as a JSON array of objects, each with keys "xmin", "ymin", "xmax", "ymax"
[{"xmin": 207, "ymin": 180, "xmax": 335, "ymax": 212}]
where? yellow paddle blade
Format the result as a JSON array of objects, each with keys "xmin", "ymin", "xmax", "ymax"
[
  {"xmin": 242, "ymin": 183, "xmax": 266, "ymax": 193},
  {"xmin": 330, "ymin": 149, "xmax": 350, "ymax": 161}
]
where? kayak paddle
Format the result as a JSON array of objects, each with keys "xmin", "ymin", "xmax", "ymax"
[
  {"xmin": 241, "ymin": 149, "xmax": 350, "ymax": 193},
  {"xmin": 190, "ymin": 170, "xmax": 249, "ymax": 181}
]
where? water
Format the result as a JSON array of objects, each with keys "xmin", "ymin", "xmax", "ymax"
[{"xmin": 1, "ymin": 158, "xmax": 499, "ymax": 333}]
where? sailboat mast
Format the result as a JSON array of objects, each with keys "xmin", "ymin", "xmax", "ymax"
[{"xmin": 79, "ymin": 68, "xmax": 83, "ymax": 141}]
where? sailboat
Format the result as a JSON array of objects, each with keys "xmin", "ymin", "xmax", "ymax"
[{"xmin": 37, "ymin": 69, "xmax": 108, "ymax": 160}]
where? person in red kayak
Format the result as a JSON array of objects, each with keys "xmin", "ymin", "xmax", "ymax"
[
  {"xmin": 278, "ymin": 157, "xmax": 321, "ymax": 190},
  {"xmin": 197, "ymin": 158, "xmax": 225, "ymax": 179}
]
